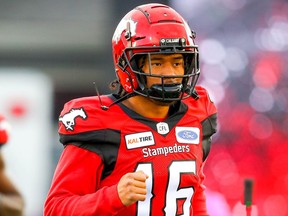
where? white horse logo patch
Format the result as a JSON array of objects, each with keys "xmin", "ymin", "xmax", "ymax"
[{"xmin": 59, "ymin": 108, "xmax": 87, "ymax": 131}]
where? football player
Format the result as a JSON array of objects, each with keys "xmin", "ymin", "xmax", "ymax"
[
  {"xmin": 0, "ymin": 114, "xmax": 25, "ymax": 216},
  {"xmin": 44, "ymin": 3, "xmax": 217, "ymax": 216}
]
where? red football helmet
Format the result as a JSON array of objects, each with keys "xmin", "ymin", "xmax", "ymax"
[{"xmin": 112, "ymin": 3, "xmax": 200, "ymax": 102}]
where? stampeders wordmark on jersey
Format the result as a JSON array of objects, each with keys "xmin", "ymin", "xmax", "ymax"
[{"xmin": 124, "ymin": 124, "xmax": 201, "ymax": 159}]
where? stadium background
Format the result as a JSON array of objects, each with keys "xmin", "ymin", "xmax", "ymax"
[{"xmin": 0, "ymin": 0, "xmax": 287, "ymax": 215}]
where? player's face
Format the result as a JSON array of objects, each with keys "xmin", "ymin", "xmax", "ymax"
[{"xmin": 141, "ymin": 54, "xmax": 185, "ymax": 88}]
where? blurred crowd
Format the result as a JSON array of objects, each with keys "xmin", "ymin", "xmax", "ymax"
[{"xmin": 171, "ymin": 0, "xmax": 288, "ymax": 215}]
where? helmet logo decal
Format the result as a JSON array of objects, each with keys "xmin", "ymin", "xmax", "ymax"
[
  {"xmin": 59, "ymin": 108, "xmax": 87, "ymax": 131},
  {"xmin": 160, "ymin": 38, "xmax": 186, "ymax": 47},
  {"xmin": 112, "ymin": 18, "xmax": 137, "ymax": 44}
]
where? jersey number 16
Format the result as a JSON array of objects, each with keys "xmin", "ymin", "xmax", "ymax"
[{"xmin": 135, "ymin": 161, "xmax": 196, "ymax": 216}]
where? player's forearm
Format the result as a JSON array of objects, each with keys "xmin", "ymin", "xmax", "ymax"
[
  {"xmin": 0, "ymin": 194, "xmax": 24, "ymax": 216},
  {"xmin": 44, "ymin": 145, "xmax": 125, "ymax": 215},
  {"xmin": 191, "ymin": 183, "xmax": 210, "ymax": 216}
]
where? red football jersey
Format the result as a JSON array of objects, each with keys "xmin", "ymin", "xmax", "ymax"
[{"xmin": 44, "ymin": 86, "xmax": 217, "ymax": 216}]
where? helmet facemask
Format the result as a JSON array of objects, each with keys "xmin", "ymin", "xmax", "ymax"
[{"xmin": 118, "ymin": 44, "xmax": 200, "ymax": 103}]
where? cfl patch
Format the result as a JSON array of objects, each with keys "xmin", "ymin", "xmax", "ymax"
[
  {"xmin": 175, "ymin": 127, "xmax": 200, "ymax": 144},
  {"xmin": 156, "ymin": 122, "xmax": 169, "ymax": 135},
  {"xmin": 125, "ymin": 131, "xmax": 155, "ymax": 149}
]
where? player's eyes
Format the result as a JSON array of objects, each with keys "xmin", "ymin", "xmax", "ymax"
[
  {"xmin": 151, "ymin": 62, "xmax": 161, "ymax": 67},
  {"xmin": 174, "ymin": 61, "xmax": 184, "ymax": 67}
]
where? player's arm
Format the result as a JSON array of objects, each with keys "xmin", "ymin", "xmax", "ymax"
[
  {"xmin": 0, "ymin": 152, "xmax": 25, "ymax": 216},
  {"xmin": 190, "ymin": 161, "xmax": 210, "ymax": 216},
  {"xmin": 44, "ymin": 144, "xmax": 127, "ymax": 216},
  {"xmin": 191, "ymin": 88, "xmax": 217, "ymax": 215},
  {"xmin": 202, "ymin": 113, "xmax": 217, "ymax": 161},
  {"xmin": 191, "ymin": 117, "xmax": 216, "ymax": 215}
]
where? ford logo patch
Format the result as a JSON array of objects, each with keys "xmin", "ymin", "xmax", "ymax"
[{"xmin": 177, "ymin": 130, "xmax": 198, "ymax": 141}]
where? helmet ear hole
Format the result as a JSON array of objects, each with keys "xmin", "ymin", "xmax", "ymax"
[
  {"xmin": 116, "ymin": 67, "xmax": 138, "ymax": 93},
  {"xmin": 129, "ymin": 55, "xmax": 146, "ymax": 91},
  {"xmin": 116, "ymin": 53, "xmax": 139, "ymax": 93}
]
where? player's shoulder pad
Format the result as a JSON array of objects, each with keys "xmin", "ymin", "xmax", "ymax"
[
  {"xmin": 58, "ymin": 95, "xmax": 113, "ymax": 134},
  {"xmin": 195, "ymin": 86, "xmax": 214, "ymax": 102},
  {"xmin": 0, "ymin": 114, "xmax": 10, "ymax": 145},
  {"xmin": 186, "ymin": 86, "xmax": 215, "ymax": 105},
  {"xmin": 184, "ymin": 86, "xmax": 217, "ymax": 118}
]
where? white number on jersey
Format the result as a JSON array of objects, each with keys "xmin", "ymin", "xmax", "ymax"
[{"xmin": 135, "ymin": 161, "xmax": 196, "ymax": 216}]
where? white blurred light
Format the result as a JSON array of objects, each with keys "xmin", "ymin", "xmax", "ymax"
[
  {"xmin": 199, "ymin": 81, "xmax": 225, "ymax": 104},
  {"xmin": 249, "ymin": 87, "xmax": 274, "ymax": 112},
  {"xmin": 223, "ymin": 47, "xmax": 248, "ymax": 76},
  {"xmin": 200, "ymin": 39, "xmax": 226, "ymax": 64},
  {"xmin": 255, "ymin": 19, "xmax": 288, "ymax": 51},
  {"xmin": 202, "ymin": 63, "xmax": 229, "ymax": 84}
]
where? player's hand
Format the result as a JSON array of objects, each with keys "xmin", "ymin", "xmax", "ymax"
[{"xmin": 117, "ymin": 170, "xmax": 149, "ymax": 206}]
